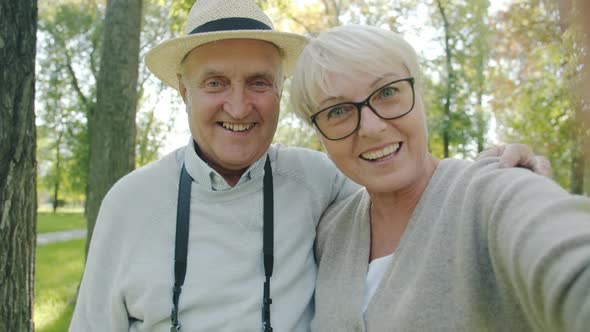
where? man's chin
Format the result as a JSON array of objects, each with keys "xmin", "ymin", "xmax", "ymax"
[{"xmin": 215, "ymin": 151, "xmax": 266, "ymax": 170}]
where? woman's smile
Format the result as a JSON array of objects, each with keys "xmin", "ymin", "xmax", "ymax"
[{"xmin": 360, "ymin": 142, "xmax": 402, "ymax": 161}]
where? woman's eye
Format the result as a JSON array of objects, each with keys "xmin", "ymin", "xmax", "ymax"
[
  {"xmin": 327, "ymin": 106, "xmax": 351, "ymax": 119},
  {"xmin": 380, "ymin": 86, "xmax": 397, "ymax": 98}
]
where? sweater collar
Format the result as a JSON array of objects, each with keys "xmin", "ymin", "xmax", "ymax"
[{"xmin": 183, "ymin": 139, "xmax": 266, "ymax": 191}]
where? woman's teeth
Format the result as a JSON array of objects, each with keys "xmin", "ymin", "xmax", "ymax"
[
  {"xmin": 221, "ymin": 122, "xmax": 254, "ymax": 132},
  {"xmin": 361, "ymin": 143, "xmax": 401, "ymax": 160}
]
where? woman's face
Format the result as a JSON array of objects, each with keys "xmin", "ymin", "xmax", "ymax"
[{"xmin": 315, "ymin": 65, "xmax": 430, "ymax": 193}]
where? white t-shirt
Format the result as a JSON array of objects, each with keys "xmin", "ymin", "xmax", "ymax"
[{"xmin": 362, "ymin": 253, "xmax": 394, "ymax": 314}]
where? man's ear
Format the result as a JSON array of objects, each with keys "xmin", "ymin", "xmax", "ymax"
[
  {"xmin": 177, "ymin": 73, "xmax": 188, "ymax": 104},
  {"xmin": 276, "ymin": 76, "xmax": 285, "ymax": 98}
]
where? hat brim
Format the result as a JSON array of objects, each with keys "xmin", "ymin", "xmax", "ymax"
[{"xmin": 145, "ymin": 30, "xmax": 308, "ymax": 90}]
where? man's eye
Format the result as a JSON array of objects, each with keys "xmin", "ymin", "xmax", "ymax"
[
  {"xmin": 250, "ymin": 80, "xmax": 272, "ymax": 91},
  {"xmin": 201, "ymin": 78, "xmax": 227, "ymax": 90},
  {"xmin": 252, "ymin": 80, "xmax": 271, "ymax": 88}
]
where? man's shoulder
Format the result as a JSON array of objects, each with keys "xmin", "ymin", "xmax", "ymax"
[
  {"xmin": 271, "ymin": 144, "xmax": 332, "ymax": 172},
  {"xmin": 269, "ymin": 144, "xmax": 343, "ymax": 186},
  {"xmin": 105, "ymin": 147, "xmax": 182, "ymax": 202},
  {"xmin": 271, "ymin": 144, "xmax": 327, "ymax": 159}
]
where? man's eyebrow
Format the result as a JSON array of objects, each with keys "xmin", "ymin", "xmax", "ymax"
[
  {"xmin": 196, "ymin": 69, "xmax": 225, "ymax": 79},
  {"xmin": 194, "ymin": 70, "xmax": 276, "ymax": 82},
  {"xmin": 248, "ymin": 71, "xmax": 276, "ymax": 80}
]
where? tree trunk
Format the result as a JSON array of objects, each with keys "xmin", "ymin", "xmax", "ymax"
[
  {"xmin": 474, "ymin": 56, "xmax": 487, "ymax": 154},
  {"xmin": 85, "ymin": 0, "xmax": 143, "ymax": 255},
  {"xmin": 52, "ymin": 131, "xmax": 63, "ymax": 213},
  {"xmin": 0, "ymin": 0, "xmax": 38, "ymax": 330},
  {"xmin": 437, "ymin": 0, "xmax": 453, "ymax": 158},
  {"xmin": 576, "ymin": 0, "xmax": 590, "ymax": 196},
  {"xmin": 557, "ymin": 0, "xmax": 587, "ymax": 194},
  {"xmin": 570, "ymin": 104, "xmax": 586, "ymax": 194},
  {"xmin": 474, "ymin": 10, "xmax": 488, "ymax": 154},
  {"xmin": 475, "ymin": 108, "xmax": 485, "ymax": 153}
]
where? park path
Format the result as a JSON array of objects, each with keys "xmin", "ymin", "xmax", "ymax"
[{"xmin": 37, "ymin": 229, "xmax": 87, "ymax": 245}]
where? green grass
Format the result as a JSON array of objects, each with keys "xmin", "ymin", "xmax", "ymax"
[
  {"xmin": 37, "ymin": 212, "xmax": 86, "ymax": 234},
  {"xmin": 35, "ymin": 238, "xmax": 85, "ymax": 332}
]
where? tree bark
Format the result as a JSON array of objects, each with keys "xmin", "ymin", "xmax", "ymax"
[
  {"xmin": 437, "ymin": 0, "xmax": 453, "ymax": 158},
  {"xmin": 473, "ymin": 1, "xmax": 489, "ymax": 154},
  {"xmin": 558, "ymin": 0, "xmax": 587, "ymax": 194},
  {"xmin": 0, "ymin": 0, "xmax": 38, "ymax": 330},
  {"xmin": 85, "ymin": 0, "xmax": 143, "ymax": 254},
  {"xmin": 52, "ymin": 131, "xmax": 63, "ymax": 213},
  {"xmin": 570, "ymin": 96, "xmax": 586, "ymax": 194}
]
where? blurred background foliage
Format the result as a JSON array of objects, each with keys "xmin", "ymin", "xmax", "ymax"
[{"xmin": 36, "ymin": 0, "xmax": 589, "ymax": 216}]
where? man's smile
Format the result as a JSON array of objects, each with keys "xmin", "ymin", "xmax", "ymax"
[{"xmin": 218, "ymin": 122, "xmax": 256, "ymax": 132}]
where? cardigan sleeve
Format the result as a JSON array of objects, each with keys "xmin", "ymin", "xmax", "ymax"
[{"xmin": 477, "ymin": 165, "xmax": 590, "ymax": 332}]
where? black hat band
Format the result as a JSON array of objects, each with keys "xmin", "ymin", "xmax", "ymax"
[{"xmin": 190, "ymin": 17, "xmax": 272, "ymax": 34}]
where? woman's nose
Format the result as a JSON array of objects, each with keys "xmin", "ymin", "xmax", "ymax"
[{"xmin": 357, "ymin": 105, "xmax": 388, "ymax": 137}]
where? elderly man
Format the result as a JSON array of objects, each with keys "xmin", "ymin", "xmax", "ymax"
[{"xmin": 70, "ymin": 0, "xmax": 549, "ymax": 331}]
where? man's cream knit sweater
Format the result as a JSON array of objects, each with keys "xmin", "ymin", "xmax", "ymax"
[{"xmin": 70, "ymin": 143, "xmax": 358, "ymax": 331}]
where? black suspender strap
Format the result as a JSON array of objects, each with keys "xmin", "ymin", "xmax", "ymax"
[
  {"xmin": 170, "ymin": 155, "xmax": 274, "ymax": 332},
  {"xmin": 171, "ymin": 164, "xmax": 192, "ymax": 332},
  {"xmin": 262, "ymin": 156, "xmax": 274, "ymax": 332}
]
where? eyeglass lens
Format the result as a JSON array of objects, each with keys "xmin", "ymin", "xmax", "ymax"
[{"xmin": 313, "ymin": 78, "xmax": 414, "ymax": 140}]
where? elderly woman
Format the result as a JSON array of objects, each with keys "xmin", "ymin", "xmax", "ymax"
[{"xmin": 290, "ymin": 24, "xmax": 590, "ymax": 331}]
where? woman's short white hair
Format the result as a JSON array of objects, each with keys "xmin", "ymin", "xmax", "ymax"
[{"xmin": 289, "ymin": 24, "xmax": 421, "ymax": 125}]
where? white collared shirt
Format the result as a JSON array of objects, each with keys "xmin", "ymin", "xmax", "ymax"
[{"xmin": 186, "ymin": 139, "xmax": 266, "ymax": 191}]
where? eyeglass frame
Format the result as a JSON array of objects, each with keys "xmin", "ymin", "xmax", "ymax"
[{"xmin": 310, "ymin": 77, "xmax": 416, "ymax": 141}]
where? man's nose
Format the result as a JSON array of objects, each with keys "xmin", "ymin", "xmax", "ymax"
[{"xmin": 223, "ymin": 86, "xmax": 252, "ymax": 119}]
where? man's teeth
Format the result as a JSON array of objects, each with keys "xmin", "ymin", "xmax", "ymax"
[
  {"xmin": 221, "ymin": 122, "xmax": 254, "ymax": 132},
  {"xmin": 361, "ymin": 143, "xmax": 400, "ymax": 160}
]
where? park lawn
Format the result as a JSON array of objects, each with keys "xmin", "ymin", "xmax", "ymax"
[
  {"xmin": 35, "ymin": 238, "xmax": 85, "ymax": 332},
  {"xmin": 37, "ymin": 211, "xmax": 86, "ymax": 234}
]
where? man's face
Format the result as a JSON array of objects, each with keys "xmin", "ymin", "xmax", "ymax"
[{"xmin": 178, "ymin": 39, "xmax": 282, "ymax": 174}]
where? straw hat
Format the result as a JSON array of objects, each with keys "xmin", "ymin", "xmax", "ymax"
[{"xmin": 145, "ymin": 0, "xmax": 308, "ymax": 89}]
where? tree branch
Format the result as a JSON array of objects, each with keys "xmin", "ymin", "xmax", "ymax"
[{"xmin": 64, "ymin": 51, "xmax": 90, "ymax": 109}]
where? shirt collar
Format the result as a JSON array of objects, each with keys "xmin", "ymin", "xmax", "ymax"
[{"xmin": 183, "ymin": 139, "xmax": 266, "ymax": 191}]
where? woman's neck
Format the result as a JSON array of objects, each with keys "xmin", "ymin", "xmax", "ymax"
[
  {"xmin": 367, "ymin": 155, "xmax": 439, "ymax": 260},
  {"xmin": 369, "ymin": 154, "xmax": 439, "ymax": 220}
]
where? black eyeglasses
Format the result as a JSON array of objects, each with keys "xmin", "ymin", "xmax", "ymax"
[{"xmin": 310, "ymin": 77, "xmax": 415, "ymax": 141}]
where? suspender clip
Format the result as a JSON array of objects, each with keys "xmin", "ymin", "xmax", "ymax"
[
  {"xmin": 262, "ymin": 322, "xmax": 273, "ymax": 332},
  {"xmin": 170, "ymin": 306, "xmax": 181, "ymax": 331}
]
